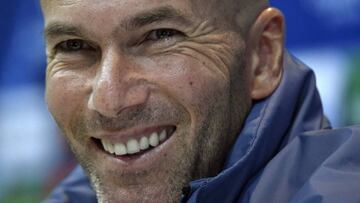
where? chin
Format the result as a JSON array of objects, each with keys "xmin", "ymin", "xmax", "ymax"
[
  {"xmin": 95, "ymin": 181, "xmax": 181, "ymax": 203},
  {"xmin": 86, "ymin": 165, "xmax": 187, "ymax": 203},
  {"xmin": 71, "ymin": 129, "xmax": 194, "ymax": 203}
]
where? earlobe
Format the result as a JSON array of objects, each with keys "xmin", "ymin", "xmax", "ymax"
[{"xmin": 246, "ymin": 8, "xmax": 285, "ymax": 100}]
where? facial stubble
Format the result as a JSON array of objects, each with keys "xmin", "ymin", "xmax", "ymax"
[{"xmin": 56, "ymin": 47, "xmax": 250, "ymax": 203}]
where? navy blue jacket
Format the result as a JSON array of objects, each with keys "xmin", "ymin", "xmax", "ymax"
[{"xmin": 44, "ymin": 53, "xmax": 360, "ymax": 203}]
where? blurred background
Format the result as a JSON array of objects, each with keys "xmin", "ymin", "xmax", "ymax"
[{"xmin": 1, "ymin": 0, "xmax": 360, "ymax": 202}]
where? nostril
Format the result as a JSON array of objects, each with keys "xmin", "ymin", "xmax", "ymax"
[
  {"xmin": 87, "ymin": 90, "xmax": 125, "ymax": 118},
  {"xmin": 88, "ymin": 83, "xmax": 150, "ymax": 118}
]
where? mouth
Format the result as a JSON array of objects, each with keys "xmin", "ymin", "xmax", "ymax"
[{"xmin": 92, "ymin": 126, "xmax": 176, "ymax": 160}]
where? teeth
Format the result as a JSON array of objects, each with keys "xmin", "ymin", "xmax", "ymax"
[
  {"xmin": 107, "ymin": 142, "xmax": 115, "ymax": 154},
  {"xmin": 159, "ymin": 130, "xmax": 167, "ymax": 142},
  {"xmin": 149, "ymin": 132, "xmax": 159, "ymax": 147},
  {"xmin": 101, "ymin": 140, "xmax": 109, "ymax": 151},
  {"xmin": 127, "ymin": 139, "xmax": 140, "ymax": 154},
  {"xmin": 114, "ymin": 143, "xmax": 127, "ymax": 155},
  {"xmin": 139, "ymin": 136, "xmax": 150, "ymax": 150},
  {"xmin": 102, "ymin": 140, "xmax": 115, "ymax": 154},
  {"xmin": 101, "ymin": 128, "xmax": 171, "ymax": 155}
]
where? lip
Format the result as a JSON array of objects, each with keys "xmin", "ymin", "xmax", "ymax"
[
  {"xmin": 91, "ymin": 125, "xmax": 175, "ymax": 143},
  {"xmin": 90, "ymin": 125, "xmax": 177, "ymax": 171}
]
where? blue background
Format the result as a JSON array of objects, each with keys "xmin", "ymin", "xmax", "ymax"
[{"xmin": 272, "ymin": 0, "xmax": 360, "ymax": 48}]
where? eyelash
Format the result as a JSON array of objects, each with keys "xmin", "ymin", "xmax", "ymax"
[
  {"xmin": 54, "ymin": 28, "xmax": 184, "ymax": 53},
  {"xmin": 54, "ymin": 39, "xmax": 93, "ymax": 53},
  {"xmin": 145, "ymin": 28, "xmax": 184, "ymax": 42}
]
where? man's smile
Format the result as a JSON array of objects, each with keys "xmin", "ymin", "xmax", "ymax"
[{"xmin": 92, "ymin": 125, "xmax": 176, "ymax": 161}]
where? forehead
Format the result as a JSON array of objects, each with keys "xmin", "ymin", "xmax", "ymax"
[
  {"xmin": 42, "ymin": 0, "xmax": 207, "ymax": 37},
  {"xmin": 42, "ymin": 0, "xmax": 200, "ymax": 20}
]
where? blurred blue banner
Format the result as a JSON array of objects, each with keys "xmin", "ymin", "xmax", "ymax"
[
  {"xmin": 271, "ymin": 0, "xmax": 360, "ymax": 48},
  {"xmin": 0, "ymin": 0, "xmax": 46, "ymax": 88}
]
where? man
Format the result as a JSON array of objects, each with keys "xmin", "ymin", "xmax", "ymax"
[{"xmin": 42, "ymin": 0, "xmax": 360, "ymax": 202}]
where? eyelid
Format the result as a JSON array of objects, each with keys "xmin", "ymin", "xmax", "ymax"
[
  {"xmin": 54, "ymin": 38, "xmax": 95, "ymax": 53},
  {"xmin": 145, "ymin": 28, "xmax": 185, "ymax": 41}
]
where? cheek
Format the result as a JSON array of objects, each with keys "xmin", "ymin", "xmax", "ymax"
[
  {"xmin": 46, "ymin": 71, "xmax": 90, "ymax": 128},
  {"xmin": 142, "ymin": 54, "xmax": 229, "ymax": 115}
]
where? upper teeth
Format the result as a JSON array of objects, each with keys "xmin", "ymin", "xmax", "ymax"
[{"xmin": 101, "ymin": 129, "xmax": 168, "ymax": 156}]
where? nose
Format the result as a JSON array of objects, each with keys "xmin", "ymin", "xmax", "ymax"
[{"xmin": 88, "ymin": 50, "xmax": 149, "ymax": 118}]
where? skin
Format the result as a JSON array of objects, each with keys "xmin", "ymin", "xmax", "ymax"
[{"xmin": 42, "ymin": 0, "xmax": 284, "ymax": 202}]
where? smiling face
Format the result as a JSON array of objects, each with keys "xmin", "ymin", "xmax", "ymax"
[{"xmin": 42, "ymin": 0, "xmax": 256, "ymax": 202}]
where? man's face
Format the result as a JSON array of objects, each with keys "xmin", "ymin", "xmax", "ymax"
[{"xmin": 43, "ymin": 0, "xmax": 251, "ymax": 202}]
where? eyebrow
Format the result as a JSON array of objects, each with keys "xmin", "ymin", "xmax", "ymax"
[
  {"xmin": 44, "ymin": 6, "xmax": 191, "ymax": 40},
  {"xmin": 44, "ymin": 23, "xmax": 85, "ymax": 40},
  {"xmin": 123, "ymin": 6, "xmax": 191, "ymax": 30}
]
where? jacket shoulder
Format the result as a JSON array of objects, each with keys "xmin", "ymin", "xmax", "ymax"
[
  {"xmin": 42, "ymin": 166, "xmax": 97, "ymax": 203},
  {"xmin": 244, "ymin": 126, "xmax": 360, "ymax": 203}
]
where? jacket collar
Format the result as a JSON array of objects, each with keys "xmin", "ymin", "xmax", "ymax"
[{"xmin": 185, "ymin": 52, "xmax": 331, "ymax": 202}]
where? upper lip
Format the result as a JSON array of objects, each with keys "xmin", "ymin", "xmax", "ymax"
[{"xmin": 91, "ymin": 124, "xmax": 176, "ymax": 143}]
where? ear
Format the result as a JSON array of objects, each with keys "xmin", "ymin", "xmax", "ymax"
[{"xmin": 245, "ymin": 8, "xmax": 285, "ymax": 100}]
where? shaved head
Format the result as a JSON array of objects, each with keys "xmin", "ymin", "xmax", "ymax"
[
  {"xmin": 233, "ymin": 0, "xmax": 269, "ymax": 35},
  {"xmin": 187, "ymin": 0, "xmax": 269, "ymax": 36},
  {"xmin": 41, "ymin": 0, "xmax": 269, "ymax": 37}
]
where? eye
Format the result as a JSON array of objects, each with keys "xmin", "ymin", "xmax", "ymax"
[
  {"xmin": 145, "ymin": 29, "xmax": 184, "ymax": 41},
  {"xmin": 55, "ymin": 39, "xmax": 92, "ymax": 52}
]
